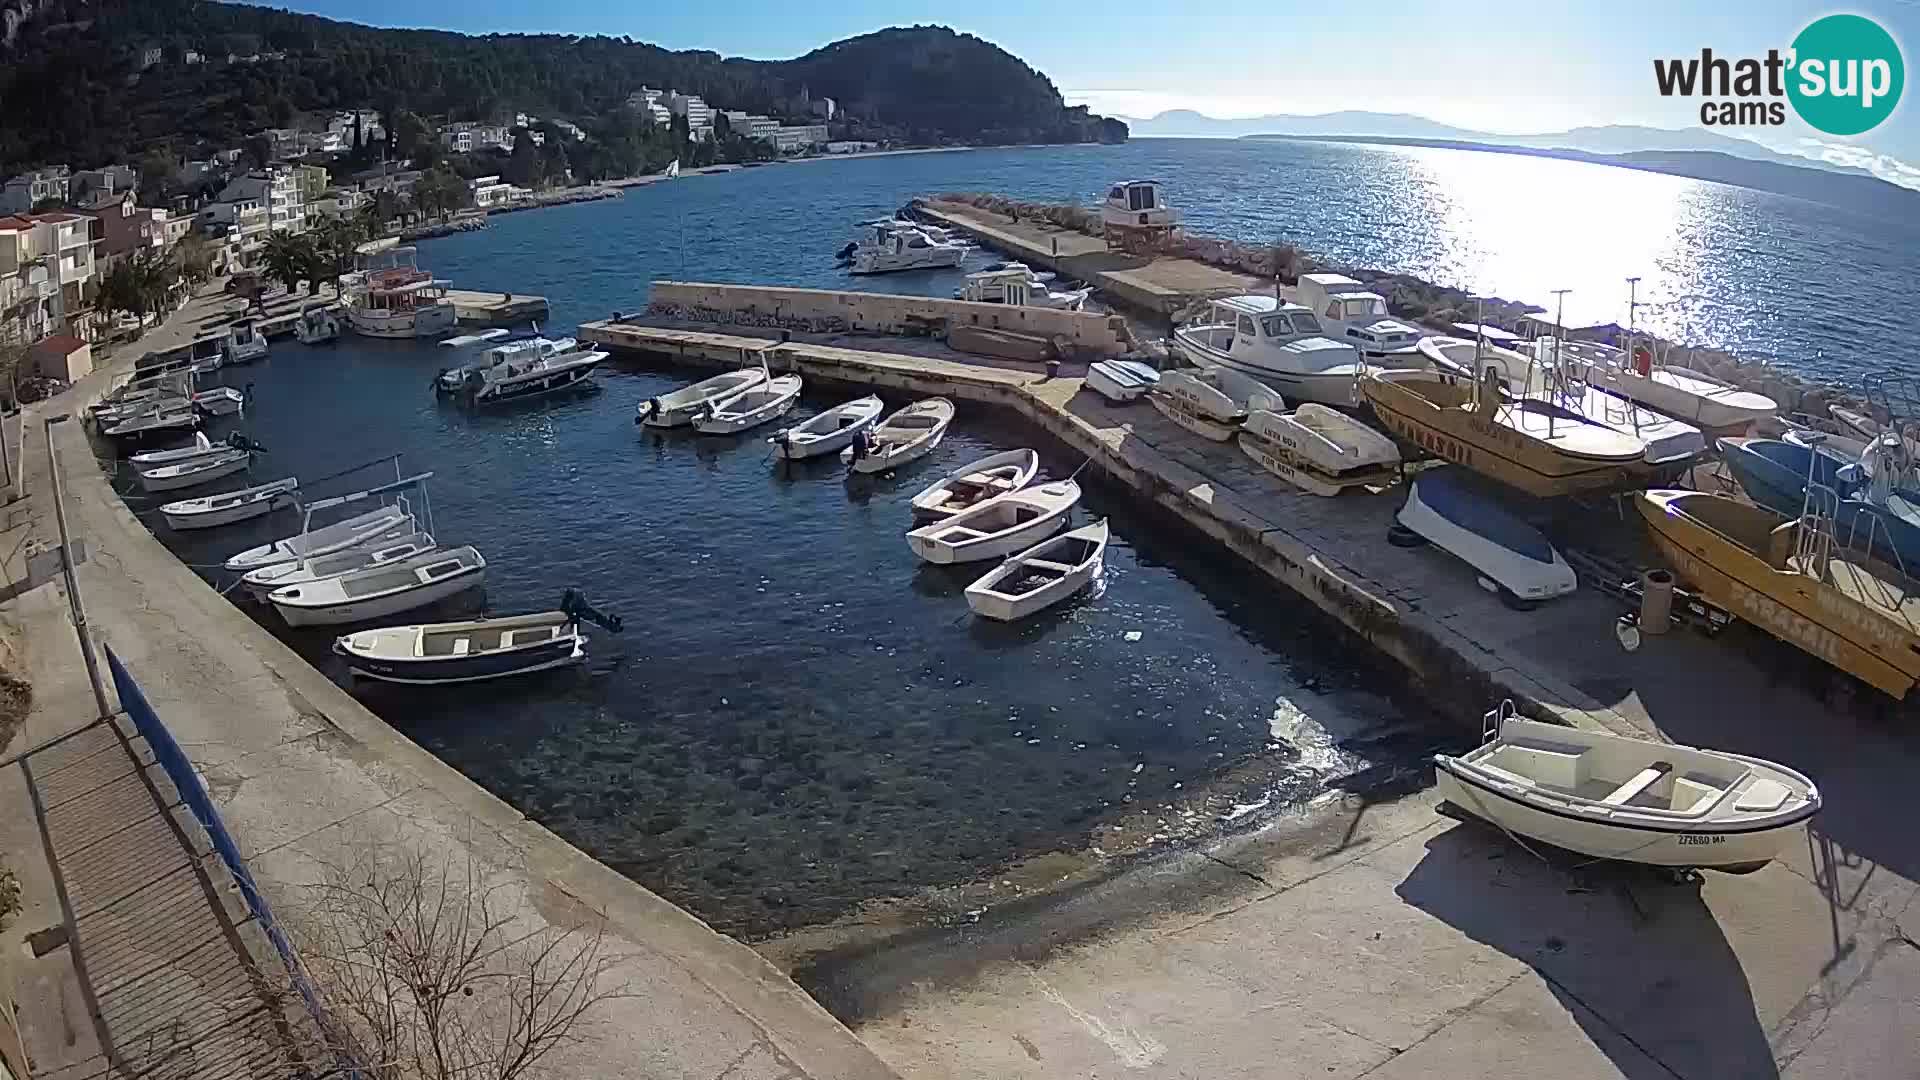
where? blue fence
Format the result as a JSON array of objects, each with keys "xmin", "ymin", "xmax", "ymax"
[{"xmin": 104, "ymin": 645, "xmax": 355, "ymax": 1073}]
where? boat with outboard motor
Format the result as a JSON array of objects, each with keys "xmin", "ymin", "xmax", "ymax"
[
  {"xmin": 694, "ymin": 374, "xmax": 803, "ymax": 435},
  {"xmin": 635, "ymin": 367, "xmax": 768, "ymax": 429},
  {"xmin": 461, "ymin": 346, "xmax": 607, "ymax": 406},
  {"xmin": 1719, "ymin": 435, "xmax": 1920, "ymax": 571},
  {"xmin": 160, "ymin": 476, "xmax": 299, "ymax": 530},
  {"xmin": 844, "ymin": 398, "xmax": 954, "ymax": 475},
  {"xmin": 334, "ymin": 590, "xmax": 622, "ymax": 684},
  {"xmin": 436, "ymin": 334, "xmax": 579, "ymax": 393},
  {"xmin": 137, "ymin": 447, "xmax": 254, "ymax": 492},
  {"xmin": 769, "ymin": 395, "xmax": 884, "ymax": 460}
]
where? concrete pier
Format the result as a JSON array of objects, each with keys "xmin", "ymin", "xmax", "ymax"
[{"xmin": 445, "ymin": 287, "xmax": 550, "ymax": 326}]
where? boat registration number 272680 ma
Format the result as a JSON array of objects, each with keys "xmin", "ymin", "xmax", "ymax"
[{"xmin": 1678, "ymin": 834, "xmax": 1727, "ymax": 846}]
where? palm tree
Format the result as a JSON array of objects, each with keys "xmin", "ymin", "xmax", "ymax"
[{"xmin": 262, "ymin": 232, "xmax": 317, "ymax": 295}]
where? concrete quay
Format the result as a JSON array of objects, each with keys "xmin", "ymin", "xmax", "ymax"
[{"xmin": 445, "ymin": 287, "xmax": 551, "ymax": 326}]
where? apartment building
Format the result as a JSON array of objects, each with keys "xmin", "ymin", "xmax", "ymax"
[
  {"xmin": 0, "ymin": 211, "xmax": 96, "ymax": 341},
  {"xmin": 0, "ymin": 166, "xmax": 71, "ymax": 214}
]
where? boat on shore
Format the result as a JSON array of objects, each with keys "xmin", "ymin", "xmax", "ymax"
[
  {"xmin": 160, "ymin": 477, "xmax": 298, "ymax": 530},
  {"xmin": 1296, "ymin": 274, "xmax": 1424, "ymax": 361},
  {"xmin": 964, "ymin": 519, "xmax": 1109, "ymax": 621},
  {"xmin": 1561, "ymin": 339, "xmax": 1776, "ymax": 435},
  {"xmin": 1436, "ymin": 702, "xmax": 1819, "ymax": 873},
  {"xmin": 1147, "ymin": 365, "xmax": 1282, "ymax": 442},
  {"xmin": 241, "ymin": 531, "xmax": 438, "ymax": 600},
  {"xmin": 1239, "ymin": 404, "xmax": 1400, "ymax": 496},
  {"xmin": 769, "ymin": 395, "xmax": 883, "ymax": 460},
  {"xmin": 694, "ymin": 374, "xmax": 803, "ymax": 435},
  {"xmin": 1417, "ymin": 335, "xmax": 1552, "ymax": 395},
  {"xmin": 910, "ymin": 449, "xmax": 1040, "ymax": 521},
  {"xmin": 1719, "ymin": 436, "xmax": 1920, "ymax": 570},
  {"xmin": 635, "ymin": 368, "xmax": 768, "ymax": 429},
  {"xmin": 906, "ymin": 479, "xmax": 1081, "ymax": 564},
  {"xmin": 334, "ymin": 591, "xmax": 622, "ymax": 685},
  {"xmin": 270, "ymin": 545, "xmax": 487, "ymax": 627},
  {"xmin": 1172, "ymin": 296, "xmax": 1367, "ymax": 406},
  {"xmin": 1085, "ymin": 359, "xmax": 1160, "ymax": 404},
  {"xmin": 1396, "ymin": 467, "xmax": 1578, "ymax": 607},
  {"xmin": 844, "ymin": 398, "xmax": 954, "ymax": 475}
]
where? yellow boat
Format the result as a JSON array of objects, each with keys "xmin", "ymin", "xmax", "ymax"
[
  {"xmin": 1637, "ymin": 489, "xmax": 1920, "ymax": 699},
  {"xmin": 1362, "ymin": 368, "xmax": 1648, "ymax": 498}
]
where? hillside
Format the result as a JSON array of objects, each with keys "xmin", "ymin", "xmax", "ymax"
[{"xmin": 0, "ymin": 3, "xmax": 1126, "ymax": 172}]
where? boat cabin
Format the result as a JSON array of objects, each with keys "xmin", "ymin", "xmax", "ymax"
[
  {"xmin": 1101, "ymin": 180, "xmax": 1175, "ymax": 228},
  {"xmin": 364, "ymin": 276, "xmax": 450, "ymax": 315},
  {"xmin": 1185, "ymin": 295, "xmax": 1361, "ymax": 371},
  {"xmin": 1296, "ymin": 273, "xmax": 1421, "ymax": 355}
]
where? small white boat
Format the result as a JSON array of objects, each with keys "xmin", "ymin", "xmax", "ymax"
[
  {"xmin": 192, "ymin": 387, "xmax": 245, "ymax": 417},
  {"xmin": 440, "ymin": 329, "xmax": 511, "ymax": 349},
  {"xmin": 1436, "ymin": 702, "xmax": 1820, "ymax": 874},
  {"xmin": 1417, "ymin": 335, "xmax": 1551, "ymax": 395},
  {"xmin": 1556, "ymin": 339, "xmax": 1777, "ymax": 434},
  {"xmin": 955, "ymin": 265, "xmax": 1089, "ymax": 310},
  {"xmin": 222, "ymin": 319, "xmax": 269, "ymax": 364},
  {"xmin": 694, "ymin": 374, "xmax": 802, "ymax": 435},
  {"xmin": 635, "ymin": 368, "xmax": 769, "ymax": 429},
  {"xmin": 906, "ymin": 479, "xmax": 1081, "ymax": 564},
  {"xmin": 160, "ymin": 477, "xmax": 298, "ymax": 530},
  {"xmin": 1085, "ymin": 360, "xmax": 1160, "ymax": 404},
  {"xmin": 270, "ymin": 545, "xmax": 486, "ymax": 627},
  {"xmin": 1171, "ymin": 296, "xmax": 1366, "ymax": 406},
  {"xmin": 846, "ymin": 223, "xmax": 966, "ymax": 275},
  {"xmin": 1148, "ymin": 365, "xmax": 1282, "ymax": 441},
  {"xmin": 102, "ymin": 404, "xmax": 199, "ymax": 441},
  {"xmin": 1239, "ymin": 404, "xmax": 1400, "ymax": 496},
  {"xmin": 223, "ymin": 504, "xmax": 415, "ymax": 573},
  {"xmin": 910, "ymin": 449, "xmax": 1040, "ymax": 521},
  {"xmin": 333, "ymin": 592, "xmax": 622, "ymax": 685},
  {"xmin": 965, "ymin": 519, "xmax": 1109, "ymax": 621},
  {"xmin": 843, "ymin": 398, "xmax": 955, "ymax": 474},
  {"xmin": 293, "ymin": 304, "xmax": 341, "ymax": 345},
  {"xmin": 137, "ymin": 448, "xmax": 252, "ymax": 492},
  {"xmin": 1395, "ymin": 468, "xmax": 1577, "ymax": 608},
  {"xmin": 129, "ymin": 432, "xmax": 214, "ymax": 467},
  {"xmin": 242, "ymin": 531, "xmax": 437, "ymax": 599},
  {"xmin": 769, "ymin": 395, "xmax": 884, "ymax": 460}
]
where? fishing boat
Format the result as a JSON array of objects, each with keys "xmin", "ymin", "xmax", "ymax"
[
  {"xmin": 136, "ymin": 448, "xmax": 252, "ymax": 492},
  {"xmin": 222, "ymin": 501, "xmax": 418, "ymax": 573},
  {"xmin": 955, "ymin": 264, "xmax": 1089, "ymax": 310},
  {"xmin": 1239, "ymin": 404, "xmax": 1401, "ymax": 496},
  {"xmin": 1361, "ymin": 368, "xmax": 1650, "ymax": 498},
  {"xmin": 1295, "ymin": 274, "xmax": 1425, "ymax": 360},
  {"xmin": 192, "ymin": 387, "xmax": 245, "ymax": 417},
  {"xmin": 694, "ymin": 374, "xmax": 802, "ymax": 435},
  {"xmin": 160, "ymin": 477, "xmax": 298, "ymax": 531},
  {"xmin": 906, "ymin": 479, "xmax": 1082, "ymax": 564},
  {"xmin": 1395, "ymin": 467, "xmax": 1578, "ymax": 607},
  {"xmin": 1718, "ymin": 436, "xmax": 1920, "ymax": 573},
  {"xmin": 128, "ymin": 432, "xmax": 214, "ymax": 467},
  {"xmin": 964, "ymin": 519, "xmax": 1109, "ymax": 622},
  {"xmin": 269, "ymin": 545, "xmax": 487, "ymax": 627},
  {"xmin": 910, "ymin": 449, "xmax": 1041, "ymax": 521},
  {"xmin": 1171, "ymin": 296, "xmax": 1367, "ymax": 406},
  {"xmin": 347, "ymin": 247, "xmax": 457, "ymax": 339},
  {"xmin": 101, "ymin": 403, "xmax": 199, "ymax": 443},
  {"xmin": 768, "ymin": 395, "xmax": 884, "ymax": 460},
  {"xmin": 843, "ymin": 398, "xmax": 955, "ymax": 474},
  {"xmin": 94, "ymin": 394, "xmax": 188, "ymax": 430},
  {"xmin": 1637, "ymin": 488, "xmax": 1920, "ymax": 699},
  {"xmin": 1436, "ymin": 701, "xmax": 1820, "ymax": 873},
  {"xmin": 1147, "ymin": 365, "xmax": 1283, "ymax": 441},
  {"xmin": 463, "ymin": 347, "xmax": 608, "ymax": 406},
  {"xmin": 846, "ymin": 223, "xmax": 966, "ymax": 275},
  {"xmin": 334, "ymin": 591, "xmax": 622, "ymax": 685},
  {"xmin": 436, "ymin": 334, "xmax": 579, "ymax": 393},
  {"xmin": 242, "ymin": 531, "xmax": 438, "ymax": 600},
  {"xmin": 293, "ymin": 303, "xmax": 341, "ymax": 345},
  {"xmin": 1416, "ymin": 336, "xmax": 1552, "ymax": 395},
  {"xmin": 1085, "ymin": 359, "xmax": 1160, "ymax": 404},
  {"xmin": 221, "ymin": 319, "xmax": 269, "ymax": 364},
  {"xmin": 635, "ymin": 368, "xmax": 768, "ymax": 429},
  {"xmin": 1562, "ymin": 340, "xmax": 1776, "ymax": 435}
]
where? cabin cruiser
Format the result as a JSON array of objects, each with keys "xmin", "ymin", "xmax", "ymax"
[
  {"xmin": 846, "ymin": 223, "xmax": 966, "ymax": 275},
  {"xmin": 347, "ymin": 246, "xmax": 457, "ymax": 338},
  {"xmin": 436, "ymin": 335, "xmax": 579, "ymax": 393},
  {"xmin": 461, "ymin": 347, "xmax": 609, "ymax": 406},
  {"xmin": 1296, "ymin": 274, "xmax": 1424, "ymax": 360},
  {"xmin": 222, "ymin": 319, "xmax": 269, "ymax": 364},
  {"xmin": 1171, "ymin": 296, "xmax": 1367, "ymax": 406},
  {"xmin": 955, "ymin": 264, "xmax": 1089, "ymax": 310},
  {"xmin": 1101, "ymin": 180, "xmax": 1177, "ymax": 231}
]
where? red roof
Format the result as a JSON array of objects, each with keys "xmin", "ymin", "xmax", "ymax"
[
  {"xmin": 31, "ymin": 334, "xmax": 87, "ymax": 356},
  {"xmin": 0, "ymin": 215, "xmax": 35, "ymax": 230}
]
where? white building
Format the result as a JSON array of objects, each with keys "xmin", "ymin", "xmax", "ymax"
[
  {"xmin": 468, "ymin": 175, "xmax": 529, "ymax": 209},
  {"xmin": 770, "ymin": 124, "xmax": 830, "ymax": 153},
  {"xmin": 0, "ymin": 211, "xmax": 96, "ymax": 340},
  {"xmin": 720, "ymin": 111, "xmax": 779, "ymax": 141},
  {"xmin": 1, "ymin": 167, "xmax": 71, "ymax": 214},
  {"xmin": 215, "ymin": 167, "xmax": 306, "ymax": 236},
  {"xmin": 666, "ymin": 91, "xmax": 714, "ymax": 139}
]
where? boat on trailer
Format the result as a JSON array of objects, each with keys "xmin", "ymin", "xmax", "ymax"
[
  {"xmin": 906, "ymin": 479, "xmax": 1082, "ymax": 564},
  {"xmin": 1147, "ymin": 365, "xmax": 1283, "ymax": 441},
  {"xmin": 270, "ymin": 545, "xmax": 487, "ymax": 627},
  {"xmin": 844, "ymin": 398, "xmax": 955, "ymax": 474},
  {"xmin": 769, "ymin": 395, "xmax": 883, "ymax": 460},
  {"xmin": 334, "ymin": 590, "xmax": 622, "ymax": 684},
  {"xmin": 910, "ymin": 449, "xmax": 1041, "ymax": 521},
  {"xmin": 1718, "ymin": 436, "xmax": 1920, "ymax": 571},
  {"xmin": 161, "ymin": 477, "xmax": 299, "ymax": 530},
  {"xmin": 1395, "ymin": 467, "xmax": 1578, "ymax": 608},
  {"xmin": 1436, "ymin": 701, "xmax": 1819, "ymax": 874},
  {"xmin": 242, "ymin": 531, "xmax": 438, "ymax": 600},
  {"xmin": 694, "ymin": 374, "xmax": 803, "ymax": 435},
  {"xmin": 1239, "ymin": 404, "xmax": 1401, "ymax": 496},
  {"xmin": 965, "ymin": 519, "xmax": 1109, "ymax": 621},
  {"xmin": 635, "ymin": 367, "xmax": 768, "ymax": 429}
]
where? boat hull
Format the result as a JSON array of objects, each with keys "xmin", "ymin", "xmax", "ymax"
[
  {"xmin": 909, "ymin": 515, "xmax": 1068, "ymax": 564},
  {"xmin": 1086, "ymin": 360, "xmax": 1158, "ymax": 403},
  {"xmin": 137, "ymin": 453, "xmax": 251, "ymax": 492},
  {"xmin": 163, "ymin": 490, "xmax": 297, "ymax": 530},
  {"xmin": 472, "ymin": 360, "xmax": 600, "ymax": 406},
  {"xmin": 1148, "ymin": 390, "xmax": 1238, "ymax": 441},
  {"xmin": 340, "ymin": 635, "xmax": 584, "ymax": 684},
  {"xmin": 772, "ymin": 414, "xmax": 877, "ymax": 459},
  {"xmin": 1398, "ymin": 471, "xmax": 1577, "ymax": 602},
  {"xmin": 1239, "ymin": 428, "xmax": 1395, "ymax": 496},
  {"xmin": 224, "ymin": 510, "xmax": 414, "ymax": 573},
  {"xmin": 1581, "ymin": 365, "xmax": 1775, "ymax": 435},
  {"xmin": 1171, "ymin": 332, "xmax": 1358, "ymax": 406},
  {"xmin": 350, "ymin": 304, "xmax": 458, "ymax": 339},
  {"xmin": 273, "ymin": 566, "xmax": 485, "ymax": 627},
  {"xmin": 1719, "ymin": 438, "xmax": 1920, "ymax": 569}
]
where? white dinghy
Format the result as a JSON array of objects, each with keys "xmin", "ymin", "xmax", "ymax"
[
  {"xmin": 334, "ymin": 591, "xmax": 622, "ymax": 685},
  {"xmin": 103, "ymin": 403, "xmax": 200, "ymax": 442},
  {"xmin": 769, "ymin": 395, "xmax": 883, "ymax": 460},
  {"xmin": 161, "ymin": 477, "xmax": 299, "ymax": 531},
  {"xmin": 843, "ymin": 398, "xmax": 955, "ymax": 475},
  {"xmin": 910, "ymin": 448, "xmax": 1041, "ymax": 521},
  {"xmin": 634, "ymin": 368, "xmax": 767, "ymax": 429},
  {"xmin": 222, "ymin": 472, "xmax": 430, "ymax": 572},
  {"xmin": 242, "ymin": 531, "xmax": 438, "ymax": 600},
  {"xmin": 1148, "ymin": 365, "xmax": 1282, "ymax": 441},
  {"xmin": 1085, "ymin": 359, "xmax": 1160, "ymax": 404},
  {"xmin": 130, "ymin": 432, "xmax": 216, "ymax": 467},
  {"xmin": 906, "ymin": 479, "xmax": 1081, "ymax": 564},
  {"xmin": 694, "ymin": 374, "xmax": 803, "ymax": 435},
  {"xmin": 1436, "ymin": 702, "xmax": 1820, "ymax": 874},
  {"xmin": 192, "ymin": 387, "xmax": 246, "ymax": 417},
  {"xmin": 1239, "ymin": 404, "xmax": 1400, "ymax": 496},
  {"xmin": 137, "ymin": 448, "xmax": 252, "ymax": 492},
  {"xmin": 965, "ymin": 519, "xmax": 1109, "ymax": 621},
  {"xmin": 270, "ymin": 546, "xmax": 486, "ymax": 627}
]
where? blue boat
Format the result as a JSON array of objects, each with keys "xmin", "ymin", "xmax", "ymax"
[
  {"xmin": 1395, "ymin": 466, "xmax": 1577, "ymax": 607},
  {"xmin": 1719, "ymin": 437, "xmax": 1920, "ymax": 569}
]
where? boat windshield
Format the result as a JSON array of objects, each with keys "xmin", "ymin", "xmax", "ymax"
[
  {"xmin": 1284, "ymin": 313, "xmax": 1325, "ymax": 335},
  {"xmin": 1341, "ymin": 297, "xmax": 1387, "ymax": 319},
  {"xmin": 1260, "ymin": 314, "xmax": 1294, "ymax": 337}
]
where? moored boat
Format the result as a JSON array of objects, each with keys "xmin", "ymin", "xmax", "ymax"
[
  {"xmin": 223, "ymin": 502, "xmax": 417, "ymax": 573},
  {"xmin": 333, "ymin": 591, "xmax": 622, "ymax": 685},
  {"xmin": 906, "ymin": 479, "xmax": 1081, "ymax": 564},
  {"xmin": 1085, "ymin": 359, "xmax": 1160, "ymax": 404},
  {"xmin": 242, "ymin": 531, "xmax": 438, "ymax": 600},
  {"xmin": 843, "ymin": 398, "xmax": 955, "ymax": 475},
  {"xmin": 348, "ymin": 247, "xmax": 457, "ymax": 339},
  {"xmin": 955, "ymin": 264, "xmax": 1089, "ymax": 310},
  {"xmin": 192, "ymin": 387, "xmax": 246, "ymax": 417},
  {"xmin": 694, "ymin": 374, "xmax": 803, "ymax": 435},
  {"xmin": 464, "ymin": 347, "xmax": 607, "ymax": 406},
  {"xmin": 136, "ymin": 447, "xmax": 252, "ymax": 492},
  {"xmin": 221, "ymin": 319, "xmax": 269, "ymax": 364},
  {"xmin": 1239, "ymin": 404, "xmax": 1401, "ymax": 496},
  {"xmin": 769, "ymin": 395, "xmax": 884, "ymax": 460},
  {"xmin": 1147, "ymin": 365, "xmax": 1282, "ymax": 442},
  {"xmin": 964, "ymin": 519, "xmax": 1109, "ymax": 622},
  {"xmin": 910, "ymin": 448, "xmax": 1040, "ymax": 521},
  {"xmin": 1172, "ymin": 296, "xmax": 1365, "ymax": 406},
  {"xmin": 846, "ymin": 223, "xmax": 966, "ymax": 275},
  {"xmin": 1396, "ymin": 467, "xmax": 1578, "ymax": 607},
  {"xmin": 635, "ymin": 368, "xmax": 768, "ymax": 429},
  {"xmin": 102, "ymin": 403, "xmax": 199, "ymax": 443},
  {"xmin": 269, "ymin": 545, "xmax": 486, "ymax": 627},
  {"xmin": 128, "ymin": 431, "xmax": 214, "ymax": 467},
  {"xmin": 436, "ymin": 334, "xmax": 579, "ymax": 393},
  {"xmin": 160, "ymin": 477, "xmax": 299, "ymax": 531},
  {"xmin": 293, "ymin": 303, "xmax": 341, "ymax": 345}
]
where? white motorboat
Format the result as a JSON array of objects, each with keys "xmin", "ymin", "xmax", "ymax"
[
  {"xmin": 1296, "ymin": 274, "xmax": 1425, "ymax": 360},
  {"xmin": 270, "ymin": 546, "xmax": 487, "ymax": 627},
  {"xmin": 137, "ymin": 448, "xmax": 252, "ymax": 492},
  {"xmin": 1172, "ymin": 296, "xmax": 1366, "ymax": 406},
  {"xmin": 221, "ymin": 319, "xmax": 269, "ymax": 364},
  {"xmin": 439, "ymin": 329, "xmax": 511, "ymax": 349},
  {"xmin": 437, "ymin": 335, "xmax": 579, "ymax": 393},
  {"xmin": 847, "ymin": 224, "xmax": 966, "ymax": 275},
  {"xmin": 769, "ymin": 395, "xmax": 884, "ymax": 460},
  {"xmin": 192, "ymin": 387, "xmax": 245, "ymax": 417},
  {"xmin": 333, "ymin": 591, "xmax": 622, "ymax": 685},
  {"xmin": 1395, "ymin": 467, "xmax": 1576, "ymax": 607},
  {"xmin": 843, "ymin": 398, "xmax": 955, "ymax": 474},
  {"xmin": 1530, "ymin": 379, "xmax": 1705, "ymax": 465},
  {"xmin": 293, "ymin": 304, "xmax": 341, "ymax": 345},
  {"xmin": 1239, "ymin": 404, "xmax": 1401, "ymax": 496},
  {"xmin": 129, "ymin": 432, "xmax": 214, "ymax": 467},
  {"xmin": 1100, "ymin": 180, "xmax": 1178, "ymax": 238},
  {"xmin": 95, "ymin": 394, "xmax": 188, "ymax": 429},
  {"xmin": 348, "ymin": 247, "xmax": 457, "ymax": 338},
  {"xmin": 1436, "ymin": 702, "xmax": 1820, "ymax": 873},
  {"xmin": 694, "ymin": 374, "xmax": 803, "ymax": 435},
  {"xmin": 223, "ymin": 504, "xmax": 415, "ymax": 573},
  {"xmin": 965, "ymin": 519, "xmax": 1109, "ymax": 622},
  {"xmin": 906, "ymin": 479, "xmax": 1082, "ymax": 564},
  {"xmin": 1559, "ymin": 339, "xmax": 1776, "ymax": 434},
  {"xmin": 635, "ymin": 367, "xmax": 768, "ymax": 429},
  {"xmin": 1085, "ymin": 359, "xmax": 1160, "ymax": 404},
  {"xmin": 160, "ymin": 477, "xmax": 299, "ymax": 531},
  {"xmin": 1416, "ymin": 335, "xmax": 1552, "ymax": 394},
  {"xmin": 102, "ymin": 403, "xmax": 199, "ymax": 441},
  {"xmin": 464, "ymin": 347, "xmax": 607, "ymax": 406},
  {"xmin": 910, "ymin": 448, "xmax": 1041, "ymax": 521},
  {"xmin": 242, "ymin": 531, "xmax": 438, "ymax": 600},
  {"xmin": 955, "ymin": 265, "xmax": 1089, "ymax": 310},
  {"xmin": 1147, "ymin": 365, "xmax": 1283, "ymax": 441}
]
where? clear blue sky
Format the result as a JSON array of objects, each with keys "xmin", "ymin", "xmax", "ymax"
[{"xmin": 263, "ymin": 1, "xmax": 1919, "ymax": 176}]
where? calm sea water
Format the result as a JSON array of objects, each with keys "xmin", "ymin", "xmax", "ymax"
[{"xmin": 119, "ymin": 138, "xmax": 1904, "ymax": 935}]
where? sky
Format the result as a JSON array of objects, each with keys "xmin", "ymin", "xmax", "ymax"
[{"xmin": 261, "ymin": 1, "xmax": 1920, "ymax": 182}]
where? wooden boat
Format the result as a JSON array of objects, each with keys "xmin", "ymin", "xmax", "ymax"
[
  {"xmin": 635, "ymin": 368, "xmax": 768, "ymax": 429},
  {"xmin": 1171, "ymin": 295, "xmax": 1365, "ymax": 406},
  {"xmin": 270, "ymin": 546, "xmax": 486, "ymax": 627},
  {"xmin": 769, "ymin": 395, "xmax": 883, "ymax": 460},
  {"xmin": 694, "ymin": 374, "xmax": 802, "ymax": 435},
  {"xmin": 334, "ymin": 591, "xmax": 621, "ymax": 684},
  {"xmin": 1637, "ymin": 488, "xmax": 1920, "ymax": 698},
  {"xmin": 843, "ymin": 398, "xmax": 954, "ymax": 475},
  {"xmin": 1436, "ymin": 702, "xmax": 1819, "ymax": 873},
  {"xmin": 1085, "ymin": 359, "xmax": 1160, "ymax": 404},
  {"xmin": 137, "ymin": 448, "xmax": 251, "ymax": 492},
  {"xmin": 242, "ymin": 531, "xmax": 437, "ymax": 600},
  {"xmin": 1361, "ymin": 368, "xmax": 1649, "ymax": 498},
  {"xmin": 1239, "ymin": 404, "xmax": 1400, "ymax": 496},
  {"xmin": 1396, "ymin": 467, "xmax": 1577, "ymax": 607},
  {"xmin": 965, "ymin": 519, "xmax": 1109, "ymax": 621},
  {"xmin": 161, "ymin": 477, "xmax": 299, "ymax": 531},
  {"xmin": 910, "ymin": 449, "xmax": 1041, "ymax": 521},
  {"xmin": 906, "ymin": 479, "xmax": 1081, "ymax": 564},
  {"xmin": 1147, "ymin": 365, "xmax": 1282, "ymax": 441},
  {"xmin": 223, "ymin": 504, "xmax": 415, "ymax": 573},
  {"xmin": 129, "ymin": 432, "xmax": 214, "ymax": 467}
]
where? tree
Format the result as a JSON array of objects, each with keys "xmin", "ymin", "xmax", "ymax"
[
  {"xmin": 504, "ymin": 128, "xmax": 542, "ymax": 189},
  {"xmin": 97, "ymin": 249, "xmax": 180, "ymax": 322},
  {"xmin": 313, "ymin": 216, "xmax": 364, "ymax": 294},
  {"xmin": 176, "ymin": 234, "xmax": 215, "ymax": 287},
  {"xmin": 409, "ymin": 168, "xmax": 468, "ymax": 220},
  {"xmin": 262, "ymin": 231, "xmax": 317, "ymax": 294}
]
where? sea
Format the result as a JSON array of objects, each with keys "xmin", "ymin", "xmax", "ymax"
[{"xmin": 118, "ymin": 137, "xmax": 1912, "ymax": 938}]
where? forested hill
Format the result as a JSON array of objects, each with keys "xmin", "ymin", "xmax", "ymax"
[{"xmin": 0, "ymin": 2, "xmax": 1127, "ymax": 172}]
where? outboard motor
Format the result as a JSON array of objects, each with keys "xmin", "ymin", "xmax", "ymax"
[
  {"xmin": 835, "ymin": 241, "xmax": 857, "ymax": 262},
  {"xmin": 848, "ymin": 427, "xmax": 871, "ymax": 464}
]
